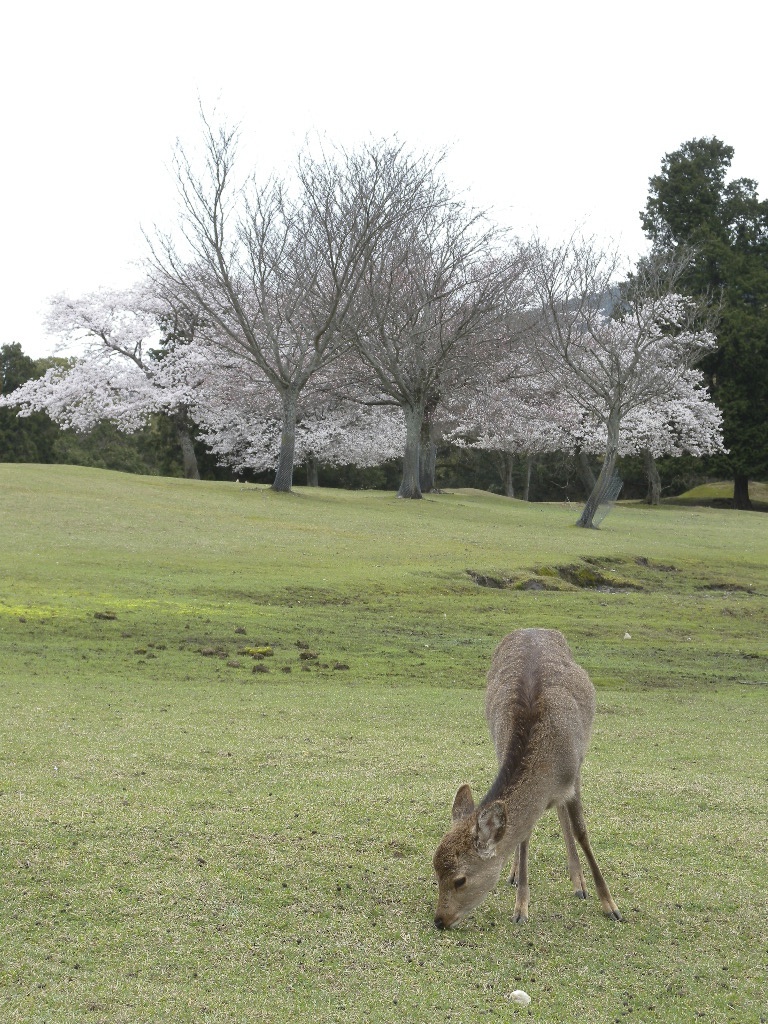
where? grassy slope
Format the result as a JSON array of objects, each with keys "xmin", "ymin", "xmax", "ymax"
[
  {"xmin": 669, "ymin": 480, "xmax": 768, "ymax": 513},
  {"xmin": 1, "ymin": 465, "xmax": 766, "ymax": 1023}
]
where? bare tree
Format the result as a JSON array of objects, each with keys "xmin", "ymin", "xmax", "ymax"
[
  {"xmin": 346, "ymin": 182, "xmax": 525, "ymax": 498},
  {"xmin": 149, "ymin": 116, "xmax": 440, "ymax": 492},
  {"xmin": 523, "ymin": 238, "xmax": 717, "ymax": 527}
]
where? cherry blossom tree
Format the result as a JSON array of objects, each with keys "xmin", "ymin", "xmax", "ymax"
[
  {"xmin": 523, "ymin": 238, "xmax": 719, "ymax": 527},
  {"xmin": 445, "ymin": 376, "xmax": 569, "ymax": 497},
  {"xmin": 572, "ymin": 370, "xmax": 725, "ymax": 504},
  {"xmin": 0, "ymin": 352, "xmax": 156, "ymax": 432},
  {"xmin": 443, "ymin": 350, "xmax": 724, "ymax": 502},
  {"xmin": 184, "ymin": 346, "xmax": 405, "ymax": 477},
  {"xmin": 572, "ymin": 372, "xmax": 725, "ymax": 460},
  {"xmin": 202, "ymin": 402, "xmax": 405, "ymax": 480},
  {"xmin": 297, "ymin": 403, "xmax": 405, "ymax": 473},
  {"xmin": 0, "ymin": 284, "xmax": 207, "ymax": 478},
  {"xmin": 149, "ymin": 115, "xmax": 440, "ymax": 492}
]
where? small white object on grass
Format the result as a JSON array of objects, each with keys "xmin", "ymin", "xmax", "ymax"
[
  {"xmin": 509, "ymin": 990, "xmax": 531, "ymax": 1006},
  {"xmin": 624, "ymin": 632, "xmax": 632, "ymax": 639}
]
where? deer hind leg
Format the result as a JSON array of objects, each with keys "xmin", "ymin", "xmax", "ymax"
[
  {"xmin": 565, "ymin": 791, "xmax": 622, "ymax": 921},
  {"xmin": 510, "ymin": 840, "xmax": 530, "ymax": 923},
  {"xmin": 556, "ymin": 803, "xmax": 587, "ymax": 898}
]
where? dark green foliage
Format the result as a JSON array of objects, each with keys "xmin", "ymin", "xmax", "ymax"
[
  {"xmin": 1, "ymin": 342, "xmax": 37, "ymax": 394},
  {"xmin": 436, "ymin": 447, "xmax": 579, "ymax": 501},
  {"xmin": 141, "ymin": 412, "xmax": 232, "ymax": 481},
  {"xmin": 0, "ymin": 344, "xmax": 63, "ymax": 463},
  {"xmin": 641, "ymin": 138, "xmax": 768, "ymax": 507},
  {"xmin": 641, "ymin": 138, "xmax": 736, "ymax": 255},
  {"xmin": 51, "ymin": 420, "xmax": 165, "ymax": 475},
  {"xmin": 305, "ymin": 457, "xmax": 403, "ymax": 490},
  {"xmin": 617, "ymin": 453, "xmax": 702, "ymax": 503},
  {"xmin": 433, "ymin": 445, "xmax": 505, "ymax": 493}
]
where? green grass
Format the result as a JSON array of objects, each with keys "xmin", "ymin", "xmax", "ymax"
[
  {"xmin": 670, "ymin": 479, "xmax": 768, "ymax": 512},
  {"xmin": 1, "ymin": 465, "xmax": 767, "ymax": 1023}
]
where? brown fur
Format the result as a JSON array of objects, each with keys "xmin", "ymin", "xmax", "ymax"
[{"xmin": 432, "ymin": 628, "xmax": 621, "ymax": 929}]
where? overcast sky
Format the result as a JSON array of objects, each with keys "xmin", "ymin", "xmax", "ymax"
[{"xmin": 2, "ymin": 0, "xmax": 766, "ymax": 358}]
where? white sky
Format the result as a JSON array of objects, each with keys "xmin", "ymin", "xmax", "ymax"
[{"xmin": 2, "ymin": 0, "xmax": 766, "ymax": 358}]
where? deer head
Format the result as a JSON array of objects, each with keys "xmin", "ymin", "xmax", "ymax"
[{"xmin": 432, "ymin": 784, "xmax": 508, "ymax": 929}]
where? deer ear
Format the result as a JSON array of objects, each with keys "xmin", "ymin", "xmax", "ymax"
[
  {"xmin": 474, "ymin": 801, "xmax": 507, "ymax": 858},
  {"xmin": 451, "ymin": 784, "xmax": 475, "ymax": 822}
]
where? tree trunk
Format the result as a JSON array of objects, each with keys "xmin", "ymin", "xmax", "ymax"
[
  {"xmin": 174, "ymin": 411, "xmax": 200, "ymax": 480},
  {"xmin": 306, "ymin": 456, "xmax": 319, "ymax": 487},
  {"xmin": 499, "ymin": 453, "xmax": 514, "ymax": 497},
  {"xmin": 643, "ymin": 449, "xmax": 661, "ymax": 505},
  {"xmin": 522, "ymin": 454, "xmax": 533, "ymax": 502},
  {"xmin": 398, "ymin": 401, "xmax": 424, "ymax": 498},
  {"xmin": 419, "ymin": 394, "xmax": 439, "ymax": 493},
  {"xmin": 577, "ymin": 452, "xmax": 618, "ymax": 528},
  {"xmin": 576, "ymin": 448, "xmax": 596, "ymax": 495},
  {"xmin": 733, "ymin": 474, "xmax": 753, "ymax": 510},
  {"xmin": 420, "ymin": 437, "xmax": 437, "ymax": 493},
  {"xmin": 577, "ymin": 413, "xmax": 620, "ymax": 528},
  {"xmin": 273, "ymin": 388, "xmax": 298, "ymax": 493}
]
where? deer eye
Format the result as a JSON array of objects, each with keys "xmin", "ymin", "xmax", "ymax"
[{"xmin": 454, "ymin": 877, "xmax": 467, "ymax": 889}]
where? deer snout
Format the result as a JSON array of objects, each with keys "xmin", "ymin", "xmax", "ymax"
[{"xmin": 434, "ymin": 915, "xmax": 446, "ymax": 930}]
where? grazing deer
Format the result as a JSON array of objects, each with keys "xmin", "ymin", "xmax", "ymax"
[{"xmin": 432, "ymin": 628, "xmax": 621, "ymax": 929}]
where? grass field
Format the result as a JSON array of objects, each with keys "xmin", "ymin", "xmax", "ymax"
[
  {"xmin": 665, "ymin": 479, "xmax": 768, "ymax": 513},
  {"xmin": 1, "ymin": 464, "xmax": 766, "ymax": 1023}
]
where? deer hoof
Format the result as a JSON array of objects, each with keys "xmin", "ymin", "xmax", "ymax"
[
  {"xmin": 513, "ymin": 910, "xmax": 528, "ymax": 924},
  {"xmin": 574, "ymin": 890, "xmax": 587, "ymax": 900},
  {"xmin": 605, "ymin": 908, "xmax": 622, "ymax": 921}
]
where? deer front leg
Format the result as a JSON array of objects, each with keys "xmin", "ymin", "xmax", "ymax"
[
  {"xmin": 508, "ymin": 845, "xmax": 520, "ymax": 886},
  {"xmin": 565, "ymin": 793, "xmax": 622, "ymax": 921},
  {"xmin": 556, "ymin": 803, "xmax": 588, "ymax": 898},
  {"xmin": 511, "ymin": 839, "xmax": 530, "ymax": 923}
]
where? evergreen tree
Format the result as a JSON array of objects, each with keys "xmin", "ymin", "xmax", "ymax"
[
  {"xmin": 641, "ymin": 138, "xmax": 768, "ymax": 509},
  {"xmin": 0, "ymin": 344, "xmax": 63, "ymax": 462}
]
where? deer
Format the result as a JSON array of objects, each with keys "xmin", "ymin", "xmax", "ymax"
[{"xmin": 432, "ymin": 628, "xmax": 622, "ymax": 929}]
